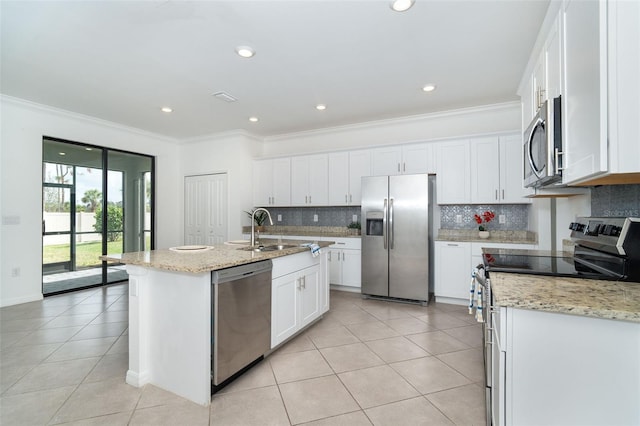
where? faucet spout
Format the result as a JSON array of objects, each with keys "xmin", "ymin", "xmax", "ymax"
[{"xmin": 250, "ymin": 208, "xmax": 274, "ymax": 247}]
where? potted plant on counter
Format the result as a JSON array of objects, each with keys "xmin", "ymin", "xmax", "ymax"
[
  {"xmin": 245, "ymin": 209, "xmax": 269, "ymax": 232},
  {"xmin": 347, "ymin": 221, "xmax": 361, "ymax": 236},
  {"xmin": 474, "ymin": 210, "xmax": 495, "ymax": 239}
]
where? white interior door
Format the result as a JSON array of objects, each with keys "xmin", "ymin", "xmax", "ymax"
[{"xmin": 184, "ymin": 173, "xmax": 228, "ymax": 245}]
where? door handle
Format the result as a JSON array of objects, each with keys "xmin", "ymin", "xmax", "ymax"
[
  {"xmin": 389, "ymin": 198, "xmax": 394, "ymax": 250},
  {"xmin": 383, "ymin": 198, "xmax": 388, "ymax": 249}
]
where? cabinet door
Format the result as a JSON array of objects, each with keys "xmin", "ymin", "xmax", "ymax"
[
  {"xmin": 328, "ymin": 152, "xmax": 350, "ymax": 206},
  {"xmin": 434, "ymin": 241, "xmax": 472, "ymax": 300},
  {"xmin": 272, "ymin": 158, "xmax": 291, "ymax": 206},
  {"xmin": 470, "ymin": 137, "xmax": 500, "ymax": 204},
  {"xmin": 436, "ymin": 140, "xmax": 471, "ymax": 204},
  {"xmin": 290, "ymin": 157, "xmax": 309, "ymax": 205},
  {"xmin": 299, "ymin": 266, "xmax": 320, "ymax": 328},
  {"xmin": 499, "ymin": 135, "xmax": 532, "ymax": 203},
  {"xmin": 403, "ymin": 143, "xmax": 435, "ymax": 174},
  {"xmin": 521, "ymin": 74, "xmax": 536, "ymax": 127},
  {"xmin": 372, "ymin": 146, "xmax": 402, "ymax": 176},
  {"xmin": 253, "ymin": 160, "xmax": 273, "ymax": 206},
  {"xmin": 307, "ymin": 154, "xmax": 328, "ymax": 205},
  {"xmin": 532, "ymin": 51, "xmax": 546, "ymax": 112},
  {"xmin": 271, "ymin": 272, "xmax": 299, "ymax": 348},
  {"xmin": 562, "ymin": 0, "xmax": 608, "ymax": 183},
  {"xmin": 341, "ymin": 249, "xmax": 361, "ymax": 288},
  {"xmin": 348, "ymin": 150, "xmax": 371, "ymax": 205},
  {"xmin": 545, "ymin": 12, "xmax": 562, "ymax": 100},
  {"xmin": 328, "ymin": 248, "xmax": 342, "ymax": 285}
]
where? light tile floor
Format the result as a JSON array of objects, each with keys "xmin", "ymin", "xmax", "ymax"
[{"xmin": 0, "ymin": 283, "xmax": 486, "ymax": 425}]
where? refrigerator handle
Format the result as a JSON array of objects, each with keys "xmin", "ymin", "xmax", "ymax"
[
  {"xmin": 389, "ymin": 198, "xmax": 394, "ymax": 249},
  {"xmin": 383, "ymin": 198, "xmax": 388, "ymax": 249}
]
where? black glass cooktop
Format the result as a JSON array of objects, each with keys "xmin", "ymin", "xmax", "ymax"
[{"xmin": 481, "ymin": 248, "xmax": 625, "ymax": 280}]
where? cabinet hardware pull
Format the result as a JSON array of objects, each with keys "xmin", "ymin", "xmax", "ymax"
[
  {"xmin": 309, "ymin": 196, "xmax": 312, "ymax": 203},
  {"xmin": 447, "ymin": 243, "xmax": 458, "ymax": 246},
  {"xmin": 328, "ymin": 252, "xmax": 332, "ymax": 261},
  {"xmin": 349, "ymin": 194, "xmax": 352, "ymax": 203},
  {"xmin": 397, "ymin": 163, "xmax": 400, "ymax": 172},
  {"xmin": 502, "ymin": 189, "xmax": 505, "ymax": 199},
  {"xmin": 403, "ymin": 163, "xmax": 406, "ymax": 172},
  {"xmin": 345, "ymin": 195, "xmax": 348, "ymax": 203},
  {"xmin": 342, "ymin": 252, "xmax": 345, "ymax": 261},
  {"xmin": 495, "ymin": 189, "xmax": 498, "ymax": 200}
]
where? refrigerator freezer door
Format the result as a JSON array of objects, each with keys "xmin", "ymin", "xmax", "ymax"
[
  {"xmin": 388, "ymin": 174, "xmax": 429, "ymax": 301},
  {"xmin": 361, "ymin": 176, "xmax": 389, "ymax": 297}
]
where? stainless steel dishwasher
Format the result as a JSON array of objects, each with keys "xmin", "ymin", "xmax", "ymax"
[{"xmin": 211, "ymin": 259, "xmax": 272, "ymax": 389}]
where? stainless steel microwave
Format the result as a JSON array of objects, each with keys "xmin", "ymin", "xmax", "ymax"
[{"xmin": 523, "ymin": 96, "xmax": 563, "ymax": 188}]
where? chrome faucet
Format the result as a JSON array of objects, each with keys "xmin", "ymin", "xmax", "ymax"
[{"xmin": 250, "ymin": 208, "xmax": 274, "ymax": 247}]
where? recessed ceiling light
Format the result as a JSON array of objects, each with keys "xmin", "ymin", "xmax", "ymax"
[
  {"xmin": 249, "ymin": 117, "xmax": 259, "ymax": 122},
  {"xmin": 161, "ymin": 107, "xmax": 173, "ymax": 113},
  {"xmin": 59, "ymin": 152, "xmax": 66, "ymax": 156},
  {"xmin": 85, "ymin": 147, "xmax": 93, "ymax": 151},
  {"xmin": 422, "ymin": 84, "xmax": 437, "ymax": 92},
  {"xmin": 390, "ymin": 0, "xmax": 415, "ymax": 12},
  {"xmin": 316, "ymin": 104, "xmax": 327, "ymax": 111},
  {"xmin": 235, "ymin": 46, "xmax": 255, "ymax": 58}
]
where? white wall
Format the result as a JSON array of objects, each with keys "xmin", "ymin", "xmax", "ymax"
[
  {"xmin": 0, "ymin": 96, "xmax": 181, "ymax": 307},
  {"xmin": 180, "ymin": 132, "xmax": 263, "ymax": 242},
  {"xmin": 262, "ymin": 102, "xmax": 522, "ymax": 157}
]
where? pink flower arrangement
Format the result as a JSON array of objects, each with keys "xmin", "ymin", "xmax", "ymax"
[{"xmin": 474, "ymin": 211, "xmax": 495, "ymax": 231}]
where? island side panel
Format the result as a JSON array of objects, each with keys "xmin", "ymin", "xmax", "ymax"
[{"xmin": 126, "ymin": 265, "xmax": 212, "ymax": 406}]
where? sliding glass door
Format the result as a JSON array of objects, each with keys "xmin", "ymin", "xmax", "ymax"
[{"xmin": 42, "ymin": 137, "xmax": 154, "ymax": 295}]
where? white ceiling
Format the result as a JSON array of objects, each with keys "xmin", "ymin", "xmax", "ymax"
[{"xmin": 0, "ymin": 0, "xmax": 549, "ymax": 140}]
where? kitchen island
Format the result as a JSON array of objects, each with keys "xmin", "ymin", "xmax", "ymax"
[
  {"xmin": 489, "ymin": 273, "xmax": 640, "ymax": 425},
  {"xmin": 102, "ymin": 239, "xmax": 332, "ymax": 406}
]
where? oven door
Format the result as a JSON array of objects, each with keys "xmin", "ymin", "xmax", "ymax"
[{"xmin": 523, "ymin": 97, "xmax": 562, "ymax": 188}]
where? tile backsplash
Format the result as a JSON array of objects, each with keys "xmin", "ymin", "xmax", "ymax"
[
  {"xmin": 591, "ymin": 184, "xmax": 640, "ymax": 217},
  {"xmin": 440, "ymin": 204, "xmax": 529, "ymax": 230},
  {"xmin": 256, "ymin": 206, "xmax": 361, "ymax": 227}
]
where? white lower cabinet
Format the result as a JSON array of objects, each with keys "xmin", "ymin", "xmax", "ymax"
[
  {"xmin": 271, "ymin": 252, "xmax": 328, "ymax": 348},
  {"xmin": 495, "ymin": 306, "xmax": 640, "ymax": 425},
  {"xmin": 326, "ymin": 238, "xmax": 361, "ymax": 289},
  {"xmin": 435, "ymin": 241, "xmax": 537, "ymax": 304},
  {"xmin": 434, "ymin": 241, "xmax": 472, "ymax": 303}
]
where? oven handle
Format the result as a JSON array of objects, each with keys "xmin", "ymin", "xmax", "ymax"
[{"xmin": 573, "ymin": 256, "xmax": 625, "ymax": 279}]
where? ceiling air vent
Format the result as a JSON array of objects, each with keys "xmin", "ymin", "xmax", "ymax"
[{"xmin": 212, "ymin": 91, "xmax": 237, "ymax": 103}]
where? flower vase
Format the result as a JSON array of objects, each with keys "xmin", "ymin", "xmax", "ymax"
[{"xmin": 478, "ymin": 230, "xmax": 490, "ymax": 239}]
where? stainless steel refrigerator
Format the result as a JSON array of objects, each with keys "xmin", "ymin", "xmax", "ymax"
[{"xmin": 361, "ymin": 174, "xmax": 431, "ymax": 303}]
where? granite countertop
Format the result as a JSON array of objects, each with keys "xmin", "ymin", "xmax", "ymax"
[
  {"xmin": 491, "ymin": 272, "xmax": 640, "ymax": 323},
  {"xmin": 101, "ymin": 239, "xmax": 334, "ymax": 274},
  {"xmin": 243, "ymin": 226, "xmax": 361, "ymax": 238},
  {"xmin": 436, "ymin": 229, "xmax": 537, "ymax": 244}
]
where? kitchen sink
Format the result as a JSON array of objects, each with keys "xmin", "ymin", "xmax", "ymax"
[{"xmin": 240, "ymin": 244, "xmax": 299, "ymax": 253}]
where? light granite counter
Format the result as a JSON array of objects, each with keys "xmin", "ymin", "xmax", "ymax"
[
  {"xmin": 436, "ymin": 229, "xmax": 537, "ymax": 244},
  {"xmin": 102, "ymin": 238, "xmax": 334, "ymax": 273},
  {"xmin": 491, "ymin": 272, "xmax": 640, "ymax": 323}
]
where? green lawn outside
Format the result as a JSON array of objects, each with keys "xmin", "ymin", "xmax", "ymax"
[{"xmin": 44, "ymin": 240, "xmax": 123, "ymax": 268}]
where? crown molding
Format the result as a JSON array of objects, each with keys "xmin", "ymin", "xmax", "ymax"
[
  {"xmin": 180, "ymin": 129, "xmax": 263, "ymax": 145},
  {"xmin": 263, "ymin": 101, "xmax": 520, "ymax": 143},
  {"xmin": 0, "ymin": 95, "xmax": 180, "ymax": 144}
]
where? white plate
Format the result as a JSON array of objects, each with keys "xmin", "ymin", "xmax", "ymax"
[
  {"xmin": 169, "ymin": 245, "xmax": 213, "ymax": 252},
  {"xmin": 224, "ymin": 240, "xmax": 250, "ymax": 245}
]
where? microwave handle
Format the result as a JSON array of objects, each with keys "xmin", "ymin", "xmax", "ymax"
[{"xmin": 555, "ymin": 147, "xmax": 564, "ymax": 173}]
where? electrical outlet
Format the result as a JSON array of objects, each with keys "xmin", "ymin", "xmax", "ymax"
[
  {"xmin": 499, "ymin": 214, "xmax": 506, "ymax": 224},
  {"xmin": 277, "ymin": 214, "xmax": 282, "ymax": 222},
  {"xmin": 352, "ymin": 215, "xmax": 358, "ymax": 222},
  {"xmin": 313, "ymin": 214, "xmax": 318, "ymax": 222},
  {"xmin": 456, "ymin": 214, "xmax": 462, "ymax": 224}
]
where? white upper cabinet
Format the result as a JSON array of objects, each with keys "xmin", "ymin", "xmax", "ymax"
[
  {"xmin": 521, "ymin": 0, "xmax": 640, "ymax": 186},
  {"xmin": 372, "ymin": 146, "xmax": 403, "ymax": 175},
  {"xmin": 403, "ymin": 143, "xmax": 436, "ymax": 175},
  {"xmin": 291, "ymin": 154, "xmax": 328, "ymax": 206},
  {"xmin": 470, "ymin": 135, "xmax": 532, "ymax": 204},
  {"xmin": 436, "ymin": 139, "xmax": 470, "ymax": 204},
  {"xmin": 253, "ymin": 158, "xmax": 291, "ymax": 206},
  {"xmin": 372, "ymin": 143, "xmax": 436, "ymax": 176},
  {"xmin": 328, "ymin": 150, "xmax": 371, "ymax": 206}
]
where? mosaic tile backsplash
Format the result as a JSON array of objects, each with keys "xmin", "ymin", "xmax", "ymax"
[
  {"xmin": 257, "ymin": 206, "xmax": 362, "ymax": 227},
  {"xmin": 591, "ymin": 184, "xmax": 640, "ymax": 217},
  {"xmin": 440, "ymin": 204, "xmax": 529, "ymax": 231}
]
